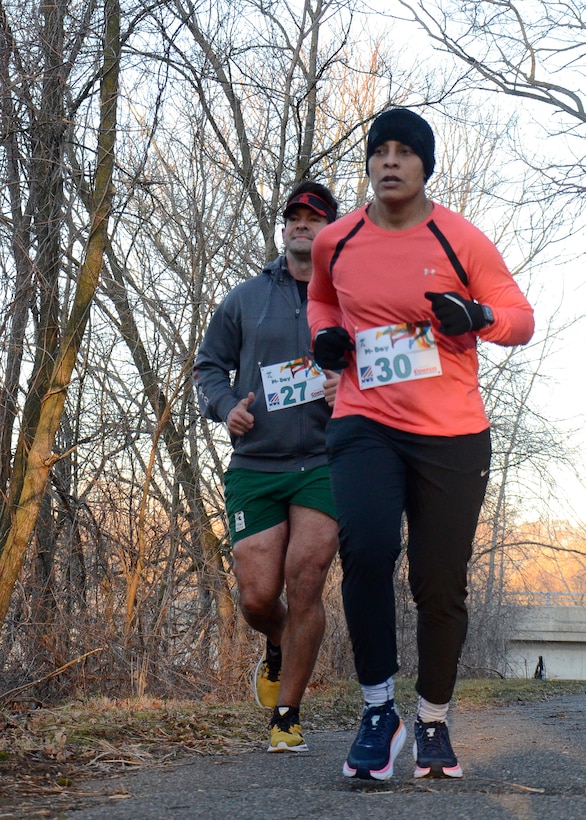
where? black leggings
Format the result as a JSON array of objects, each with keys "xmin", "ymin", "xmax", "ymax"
[{"xmin": 327, "ymin": 415, "xmax": 491, "ymax": 704}]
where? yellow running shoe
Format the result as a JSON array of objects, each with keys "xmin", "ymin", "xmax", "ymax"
[
  {"xmin": 253, "ymin": 645, "xmax": 281, "ymax": 709},
  {"xmin": 268, "ymin": 706, "xmax": 308, "ymax": 752}
]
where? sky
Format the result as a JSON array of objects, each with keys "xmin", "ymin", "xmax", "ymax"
[{"xmin": 530, "ymin": 256, "xmax": 586, "ymax": 523}]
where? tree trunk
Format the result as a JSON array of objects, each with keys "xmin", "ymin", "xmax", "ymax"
[
  {"xmin": 0, "ymin": 0, "xmax": 120, "ymax": 625},
  {"xmin": 0, "ymin": 0, "xmax": 66, "ymax": 554}
]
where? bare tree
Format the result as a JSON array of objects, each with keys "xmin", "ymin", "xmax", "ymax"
[
  {"xmin": 0, "ymin": 0, "xmax": 580, "ymax": 696},
  {"xmin": 397, "ymin": 0, "xmax": 586, "ymax": 193},
  {"xmin": 0, "ymin": 0, "xmax": 120, "ymax": 623}
]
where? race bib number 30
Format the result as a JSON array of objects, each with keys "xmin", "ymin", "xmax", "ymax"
[
  {"xmin": 260, "ymin": 356, "xmax": 325, "ymax": 411},
  {"xmin": 355, "ymin": 322, "xmax": 442, "ymax": 390}
]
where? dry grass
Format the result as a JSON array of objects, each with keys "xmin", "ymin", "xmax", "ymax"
[{"xmin": 2, "ymin": 676, "xmax": 584, "ymax": 769}]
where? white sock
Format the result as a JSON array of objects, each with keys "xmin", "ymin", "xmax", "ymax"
[
  {"xmin": 361, "ymin": 675, "xmax": 395, "ymax": 706},
  {"xmin": 417, "ymin": 696, "xmax": 449, "ymax": 723}
]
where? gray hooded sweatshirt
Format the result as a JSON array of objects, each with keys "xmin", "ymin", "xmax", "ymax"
[{"xmin": 195, "ymin": 256, "xmax": 331, "ymax": 472}]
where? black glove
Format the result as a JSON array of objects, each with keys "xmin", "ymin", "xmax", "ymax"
[
  {"xmin": 425, "ymin": 291, "xmax": 487, "ymax": 336},
  {"xmin": 313, "ymin": 326, "xmax": 355, "ymax": 369}
]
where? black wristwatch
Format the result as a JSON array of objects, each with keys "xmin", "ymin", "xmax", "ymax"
[{"xmin": 481, "ymin": 305, "xmax": 495, "ymax": 327}]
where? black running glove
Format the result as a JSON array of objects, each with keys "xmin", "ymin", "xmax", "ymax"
[
  {"xmin": 313, "ymin": 326, "xmax": 355, "ymax": 370},
  {"xmin": 425, "ymin": 291, "xmax": 488, "ymax": 336}
]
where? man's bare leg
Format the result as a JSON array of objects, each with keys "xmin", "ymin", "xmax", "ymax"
[
  {"xmin": 232, "ymin": 508, "xmax": 338, "ymax": 707},
  {"xmin": 278, "ymin": 506, "xmax": 339, "ymax": 707},
  {"xmin": 232, "ymin": 521, "xmax": 289, "ymax": 646}
]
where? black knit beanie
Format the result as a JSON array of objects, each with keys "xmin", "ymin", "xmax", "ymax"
[{"xmin": 366, "ymin": 108, "xmax": 435, "ymax": 180}]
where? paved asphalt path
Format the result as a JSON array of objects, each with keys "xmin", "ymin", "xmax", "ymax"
[{"xmin": 30, "ymin": 694, "xmax": 586, "ymax": 819}]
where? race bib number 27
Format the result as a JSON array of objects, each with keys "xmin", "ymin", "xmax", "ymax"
[
  {"xmin": 260, "ymin": 356, "xmax": 325, "ymax": 411},
  {"xmin": 356, "ymin": 322, "xmax": 442, "ymax": 390}
]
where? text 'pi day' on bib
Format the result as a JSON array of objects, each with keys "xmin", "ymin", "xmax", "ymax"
[{"xmin": 355, "ymin": 322, "xmax": 442, "ymax": 390}]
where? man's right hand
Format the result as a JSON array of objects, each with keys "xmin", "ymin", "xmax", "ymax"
[
  {"xmin": 313, "ymin": 326, "xmax": 355, "ymax": 370},
  {"xmin": 226, "ymin": 392, "xmax": 255, "ymax": 436},
  {"xmin": 322, "ymin": 369, "xmax": 340, "ymax": 408}
]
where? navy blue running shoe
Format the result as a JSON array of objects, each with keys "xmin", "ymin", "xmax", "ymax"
[
  {"xmin": 413, "ymin": 718, "xmax": 463, "ymax": 778},
  {"xmin": 343, "ymin": 701, "xmax": 406, "ymax": 780}
]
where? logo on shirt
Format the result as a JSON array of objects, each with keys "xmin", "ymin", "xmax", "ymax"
[{"xmin": 423, "ymin": 268, "xmax": 436, "ymax": 276}]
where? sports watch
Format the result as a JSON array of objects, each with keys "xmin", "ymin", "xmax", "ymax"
[{"xmin": 481, "ymin": 305, "xmax": 495, "ymax": 327}]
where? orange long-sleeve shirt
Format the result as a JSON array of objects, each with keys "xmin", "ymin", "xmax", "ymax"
[{"xmin": 308, "ymin": 202, "xmax": 534, "ymax": 437}]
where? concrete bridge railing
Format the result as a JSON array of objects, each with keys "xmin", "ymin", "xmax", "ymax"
[{"xmin": 505, "ymin": 604, "xmax": 586, "ymax": 680}]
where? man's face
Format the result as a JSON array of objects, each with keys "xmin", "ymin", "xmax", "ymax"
[
  {"xmin": 367, "ymin": 140, "xmax": 426, "ymax": 205},
  {"xmin": 282, "ymin": 205, "xmax": 330, "ymax": 255}
]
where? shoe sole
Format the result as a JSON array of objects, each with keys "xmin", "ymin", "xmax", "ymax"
[
  {"xmin": 253, "ymin": 655, "xmax": 279, "ymax": 709},
  {"xmin": 412, "ymin": 741, "xmax": 463, "ymax": 778},
  {"xmin": 342, "ymin": 720, "xmax": 406, "ymax": 780},
  {"xmin": 267, "ymin": 741, "xmax": 308, "ymax": 752}
]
